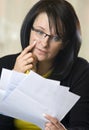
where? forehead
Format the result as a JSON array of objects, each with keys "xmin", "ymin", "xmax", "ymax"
[
  {"xmin": 33, "ymin": 12, "xmax": 57, "ymax": 34},
  {"xmin": 33, "ymin": 12, "xmax": 49, "ymax": 27}
]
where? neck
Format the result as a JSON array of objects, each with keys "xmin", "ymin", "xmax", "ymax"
[{"xmin": 37, "ymin": 61, "xmax": 53, "ymax": 76}]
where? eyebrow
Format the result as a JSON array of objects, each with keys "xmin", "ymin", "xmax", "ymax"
[
  {"xmin": 34, "ymin": 26, "xmax": 45, "ymax": 30},
  {"xmin": 34, "ymin": 25, "xmax": 51, "ymax": 34},
  {"xmin": 32, "ymin": 26, "xmax": 51, "ymax": 37}
]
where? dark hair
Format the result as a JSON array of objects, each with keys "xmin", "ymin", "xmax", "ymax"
[{"xmin": 20, "ymin": 0, "xmax": 81, "ymax": 79}]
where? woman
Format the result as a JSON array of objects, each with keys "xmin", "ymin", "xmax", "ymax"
[{"xmin": 0, "ymin": 0, "xmax": 89, "ymax": 130}]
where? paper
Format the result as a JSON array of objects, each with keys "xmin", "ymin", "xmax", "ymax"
[{"xmin": 0, "ymin": 68, "xmax": 80, "ymax": 130}]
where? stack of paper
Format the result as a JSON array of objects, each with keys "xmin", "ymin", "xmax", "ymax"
[{"xmin": 0, "ymin": 68, "xmax": 80, "ymax": 130}]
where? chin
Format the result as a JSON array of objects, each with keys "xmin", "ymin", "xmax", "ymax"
[{"xmin": 37, "ymin": 57, "xmax": 46, "ymax": 62}]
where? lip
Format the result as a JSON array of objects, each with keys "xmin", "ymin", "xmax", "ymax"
[{"xmin": 36, "ymin": 47, "xmax": 48, "ymax": 54}]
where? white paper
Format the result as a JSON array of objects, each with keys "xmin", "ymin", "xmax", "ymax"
[{"xmin": 0, "ymin": 69, "xmax": 80, "ymax": 130}]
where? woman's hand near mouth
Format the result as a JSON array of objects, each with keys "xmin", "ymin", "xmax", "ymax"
[{"xmin": 13, "ymin": 42, "xmax": 38, "ymax": 73}]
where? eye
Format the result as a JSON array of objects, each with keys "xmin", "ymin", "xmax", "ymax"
[
  {"xmin": 36, "ymin": 29, "xmax": 44, "ymax": 36},
  {"xmin": 53, "ymin": 36, "xmax": 61, "ymax": 42}
]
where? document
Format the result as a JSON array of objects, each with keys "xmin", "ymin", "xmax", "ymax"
[{"xmin": 0, "ymin": 68, "xmax": 80, "ymax": 130}]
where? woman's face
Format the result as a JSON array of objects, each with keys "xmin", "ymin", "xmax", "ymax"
[{"xmin": 30, "ymin": 12, "xmax": 62, "ymax": 63}]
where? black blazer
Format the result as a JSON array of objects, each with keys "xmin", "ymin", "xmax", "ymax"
[{"xmin": 0, "ymin": 54, "xmax": 89, "ymax": 130}]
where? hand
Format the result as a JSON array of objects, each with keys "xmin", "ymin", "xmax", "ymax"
[
  {"xmin": 44, "ymin": 114, "xmax": 67, "ymax": 130},
  {"xmin": 13, "ymin": 41, "xmax": 38, "ymax": 73}
]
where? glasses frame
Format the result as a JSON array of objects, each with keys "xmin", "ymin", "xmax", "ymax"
[{"xmin": 31, "ymin": 26, "xmax": 62, "ymax": 42}]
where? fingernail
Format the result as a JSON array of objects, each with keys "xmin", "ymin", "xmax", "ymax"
[{"xmin": 33, "ymin": 40, "xmax": 36, "ymax": 44}]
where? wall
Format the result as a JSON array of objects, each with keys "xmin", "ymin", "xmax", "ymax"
[
  {"xmin": 0, "ymin": 0, "xmax": 38, "ymax": 56},
  {"xmin": 0, "ymin": 0, "xmax": 89, "ymax": 61}
]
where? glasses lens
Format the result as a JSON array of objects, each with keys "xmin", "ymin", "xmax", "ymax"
[
  {"xmin": 32, "ymin": 27, "xmax": 45, "ymax": 39},
  {"xmin": 32, "ymin": 26, "xmax": 62, "ymax": 42},
  {"xmin": 52, "ymin": 35, "xmax": 62, "ymax": 42}
]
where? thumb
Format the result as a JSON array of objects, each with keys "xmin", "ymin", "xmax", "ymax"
[{"xmin": 32, "ymin": 54, "xmax": 38, "ymax": 72}]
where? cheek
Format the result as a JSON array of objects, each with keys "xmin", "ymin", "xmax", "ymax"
[
  {"xmin": 50, "ymin": 44, "xmax": 62, "ymax": 57},
  {"xmin": 29, "ymin": 32, "xmax": 39, "ymax": 45},
  {"xmin": 29, "ymin": 33, "xmax": 33, "ymax": 45}
]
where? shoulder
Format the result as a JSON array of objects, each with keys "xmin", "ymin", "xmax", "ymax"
[
  {"xmin": 73, "ymin": 57, "xmax": 89, "ymax": 70},
  {"xmin": 0, "ymin": 53, "xmax": 20, "ymax": 75},
  {"xmin": 71, "ymin": 57, "xmax": 89, "ymax": 79},
  {"xmin": 69, "ymin": 57, "xmax": 89, "ymax": 96},
  {"xmin": 0, "ymin": 53, "xmax": 19, "ymax": 61}
]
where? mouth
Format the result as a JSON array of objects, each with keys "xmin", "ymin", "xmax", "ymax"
[{"xmin": 35, "ymin": 47, "xmax": 48, "ymax": 54}]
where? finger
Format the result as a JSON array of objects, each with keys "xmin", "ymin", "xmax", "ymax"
[
  {"xmin": 25, "ymin": 57, "xmax": 34, "ymax": 65},
  {"xmin": 30, "ymin": 54, "xmax": 38, "ymax": 72},
  {"xmin": 21, "ymin": 53, "xmax": 32, "ymax": 60},
  {"xmin": 25, "ymin": 54, "xmax": 38, "ymax": 72},
  {"xmin": 25, "ymin": 64, "xmax": 33, "ymax": 71},
  {"xmin": 44, "ymin": 114, "xmax": 67, "ymax": 130},
  {"xmin": 45, "ymin": 126, "xmax": 51, "ymax": 130},
  {"xmin": 19, "ymin": 41, "xmax": 36, "ymax": 57},
  {"xmin": 43, "ymin": 114, "xmax": 59, "ymax": 129},
  {"xmin": 43, "ymin": 114, "xmax": 58, "ymax": 124}
]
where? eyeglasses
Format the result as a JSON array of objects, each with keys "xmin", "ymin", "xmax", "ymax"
[{"xmin": 31, "ymin": 26, "xmax": 62, "ymax": 43}]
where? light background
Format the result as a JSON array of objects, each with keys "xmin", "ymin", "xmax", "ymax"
[{"xmin": 0, "ymin": 0, "xmax": 89, "ymax": 61}]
